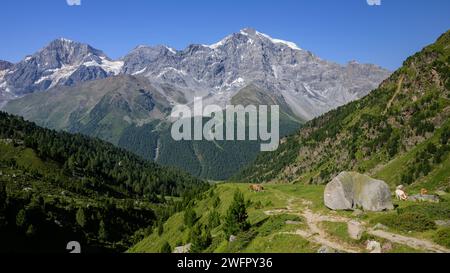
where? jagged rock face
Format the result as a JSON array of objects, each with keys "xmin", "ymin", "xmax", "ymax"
[
  {"xmin": 324, "ymin": 172, "xmax": 394, "ymax": 212},
  {"xmin": 122, "ymin": 28, "xmax": 391, "ymax": 120},
  {"xmin": 0, "ymin": 38, "xmax": 123, "ymax": 98},
  {"xmin": 0, "ymin": 60, "xmax": 12, "ymax": 71}
]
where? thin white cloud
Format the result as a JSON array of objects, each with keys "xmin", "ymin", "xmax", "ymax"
[
  {"xmin": 66, "ymin": 0, "xmax": 81, "ymax": 6},
  {"xmin": 367, "ymin": 0, "xmax": 381, "ymax": 5}
]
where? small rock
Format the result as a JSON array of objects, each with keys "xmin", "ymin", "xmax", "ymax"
[
  {"xmin": 435, "ymin": 220, "xmax": 450, "ymax": 227},
  {"xmin": 352, "ymin": 209, "xmax": 364, "ymax": 217},
  {"xmin": 229, "ymin": 235, "xmax": 237, "ymax": 242},
  {"xmin": 348, "ymin": 220, "xmax": 364, "ymax": 240},
  {"xmin": 285, "ymin": 220, "xmax": 301, "ymax": 225},
  {"xmin": 435, "ymin": 190, "xmax": 447, "ymax": 196},
  {"xmin": 381, "ymin": 242, "xmax": 393, "ymax": 253},
  {"xmin": 317, "ymin": 246, "xmax": 339, "ymax": 253},
  {"xmin": 373, "ymin": 223, "xmax": 389, "ymax": 231},
  {"xmin": 408, "ymin": 194, "xmax": 440, "ymax": 203},
  {"xmin": 173, "ymin": 243, "xmax": 191, "ymax": 253},
  {"xmin": 366, "ymin": 240, "xmax": 381, "ymax": 253}
]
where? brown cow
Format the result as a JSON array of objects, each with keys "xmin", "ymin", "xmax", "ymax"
[{"xmin": 249, "ymin": 184, "xmax": 264, "ymax": 192}]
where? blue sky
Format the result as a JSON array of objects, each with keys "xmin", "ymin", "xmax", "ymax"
[{"xmin": 0, "ymin": 0, "xmax": 449, "ymax": 70}]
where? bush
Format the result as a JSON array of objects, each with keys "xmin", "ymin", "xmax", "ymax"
[
  {"xmin": 375, "ymin": 212, "xmax": 436, "ymax": 232},
  {"xmin": 258, "ymin": 215, "xmax": 303, "ymax": 237},
  {"xmin": 398, "ymin": 203, "xmax": 450, "ymax": 221},
  {"xmin": 433, "ymin": 228, "xmax": 450, "ymax": 248},
  {"xmin": 223, "ymin": 190, "xmax": 249, "ymax": 237},
  {"xmin": 207, "ymin": 210, "xmax": 221, "ymax": 228},
  {"xmin": 160, "ymin": 241, "xmax": 172, "ymax": 253},
  {"xmin": 184, "ymin": 207, "xmax": 197, "ymax": 228},
  {"xmin": 190, "ymin": 224, "xmax": 212, "ymax": 253}
]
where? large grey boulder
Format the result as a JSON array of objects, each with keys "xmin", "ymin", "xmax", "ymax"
[{"xmin": 324, "ymin": 172, "xmax": 394, "ymax": 212}]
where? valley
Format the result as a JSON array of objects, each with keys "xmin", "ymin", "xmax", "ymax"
[{"xmin": 0, "ymin": 6, "xmax": 448, "ymax": 256}]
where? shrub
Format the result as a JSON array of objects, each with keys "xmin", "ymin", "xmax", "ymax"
[
  {"xmin": 433, "ymin": 228, "xmax": 450, "ymax": 248},
  {"xmin": 258, "ymin": 215, "xmax": 303, "ymax": 237},
  {"xmin": 184, "ymin": 207, "xmax": 197, "ymax": 228},
  {"xmin": 375, "ymin": 212, "xmax": 436, "ymax": 232},
  {"xmin": 160, "ymin": 241, "xmax": 172, "ymax": 253},
  {"xmin": 398, "ymin": 203, "xmax": 450, "ymax": 221}
]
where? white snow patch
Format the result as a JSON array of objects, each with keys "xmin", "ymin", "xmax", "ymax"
[
  {"xmin": 165, "ymin": 46, "xmax": 177, "ymax": 54},
  {"xmin": 208, "ymin": 35, "xmax": 233, "ymax": 50},
  {"xmin": 240, "ymin": 30, "xmax": 249, "ymax": 36},
  {"xmin": 59, "ymin": 37, "xmax": 74, "ymax": 43},
  {"xmin": 83, "ymin": 56, "xmax": 124, "ymax": 75},
  {"xmin": 256, "ymin": 31, "xmax": 302, "ymax": 51},
  {"xmin": 99, "ymin": 57, "xmax": 124, "ymax": 75},
  {"xmin": 132, "ymin": 67, "xmax": 147, "ymax": 75},
  {"xmin": 222, "ymin": 77, "xmax": 245, "ymax": 90},
  {"xmin": 156, "ymin": 67, "xmax": 187, "ymax": 78},
  {"xmin": 34, "ymin": 64, "xmax": 78, "ymax": 87}
]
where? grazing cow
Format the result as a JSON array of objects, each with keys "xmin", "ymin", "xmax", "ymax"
[
  {"xmin": 395, "ymin": 185, "xmax": 408, "ymax": 201},
  {"xmin": 420, "ymin": 188, "xmax": 428, "ymax": 195},
  {"xmin": 249, "ymin": 184, "xmax": 264, "ymax": 192}
]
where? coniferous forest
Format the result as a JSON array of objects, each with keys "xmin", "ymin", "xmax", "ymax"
[{"xmin": 0, "ymin": 112, "xmax": 208, "ymax": 252}]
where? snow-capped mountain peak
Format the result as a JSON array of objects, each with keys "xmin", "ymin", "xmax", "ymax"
[
  {"xmin": 207, "ymin": 28, "xmax": 302, "ymax": 51},
  {"xmin": 1, "ymin": 30, "xmax": 391, "ymax": 121},
  {"xmin": 0, "ymin": 38, "xmax": 123, "ymax": 97}
]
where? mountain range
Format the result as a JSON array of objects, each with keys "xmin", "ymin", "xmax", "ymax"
[{"xmin": 1, "ymin": 29, "xmax": 391, "ymax": 179}]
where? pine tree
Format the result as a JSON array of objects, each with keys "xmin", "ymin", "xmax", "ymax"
[
  {"xmin": 160, "ymin": 241, "xmax": 172, "ymax": 253},
  {"xmin": 98, "ymin": 220, "xmax": 109, "ymax": 241},
  {"xmin": 76, "ymin": 208, "xmax": 87, "ymax": 228},
  {"xmin": 190, "ymin": 224, "xmax": 212, "ymax": 253},
  {"xmin": 223, "ymin": 190, "xmax": 249, "ymax": 237},
  {"xmin": 184, "ymin": 207, "xmax": 197, "ymax": 228},
  {"xmin": 0, "ymin": 183, "xmax": 6, "ymax": 228},
  {"xmin": 157, "ymin": 220, "xmax": 164, "ymax": 236},
  {"xmin": 208, "ymin": 210, "xmax": 221, "ymax": 228},
  {"xmin": 26, "ymin": 224, "xmax": 36, "ymax": 237},
  {"xmin": 16, "ymin": 209, "xmax": 27, "ymax": 228}
]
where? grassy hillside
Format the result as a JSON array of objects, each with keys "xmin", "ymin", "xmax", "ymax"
[
  {"xmin": 0, "ymin": 112, "xmax": 207, "ymax": 252},
  {"xmin": 129, "ymin": 183, "xmax": 450, "ymax": 253},
  {"xmin": 234, "ymin": 30, "xmax": 450, "ymax": 193}
]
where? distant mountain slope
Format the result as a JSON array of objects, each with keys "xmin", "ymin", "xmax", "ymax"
[
  {"xmin": 0, "ymin": 112, "xmax": 206, "ymax": 252},
  {"xmin": 5, "ymin": 75, "xmax": 171, "ymax": 144},
  {"xmin": 235, "ymin": 30, "xmax": 450, "ymax": 191},
  {"xmin": 5, "ymin": 79, "xmax": 301, "ymax": 180}
]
